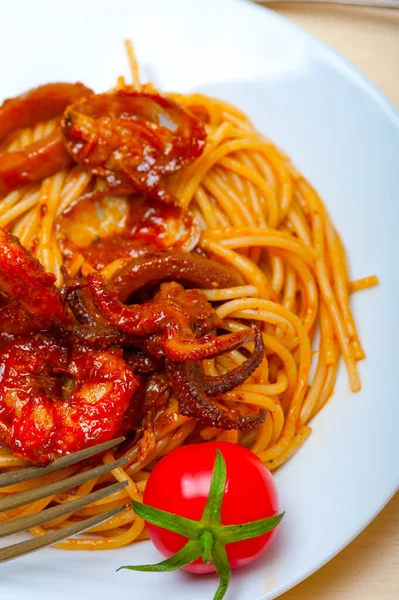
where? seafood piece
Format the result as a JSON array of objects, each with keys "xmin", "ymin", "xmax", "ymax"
[
  {"xmin": 0, "ymin": 130, "xmax": 72, "ymax": 193},
  {"xmin": 0, "ymin": 228, "xmax": 66, "ymax": 334},
  {"xmin": 187, "ymin": 325, "xmax": 265, "ymax": 396},
  {"xmin": 124, "ymin": 349, "xmax": 163, "ymax": 375},
  {"xmin": 164, "ymin": 325, "xmax": 265, "ymax": 430},
  {"xmin": 0, "ymin": 82, "xmax": 93, "ymax": 142},
  {"xmin": 0, "ymin": 337, "xmax": 139, "ymax": 464},
  {"xmin": 110, "ymin": 251, "xmax": 243, "ymax": 302},
  {"xmin": 61, "ymin": 90, "xmax": 206, "ymax": 192},
  {"xmin": 58, "ymin": 193, "xmax": 200, "ymax": 270},
  {"xmin": 61, "ymin": 272, "xmax": 139, "ymax": 349},
  {"xmin": 166, "ymin": 357, "xmax": 266, "ymax": 431},
  {"xmin": 0, "ymin": 82, "xmax": 93, "ymax": 193},
  {"xmin": 152, "ymin": 281, "xmax": 219, "ymax": 337},
  {"xmin": 87, "ymin": 272, "xmax": 254, "ymax": 361}
]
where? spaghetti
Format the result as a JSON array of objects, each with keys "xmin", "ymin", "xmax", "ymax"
[{"xmin": 0, "ymin": 41, "xmax": 377, "ymax": 550}]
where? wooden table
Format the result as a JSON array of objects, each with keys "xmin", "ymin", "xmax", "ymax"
[{"xmin": 258, "ymin": 4, "xmax": 399, "ymax": 598}]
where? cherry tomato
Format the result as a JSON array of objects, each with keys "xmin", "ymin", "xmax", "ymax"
[{"xmin": 143, "ymin": 441, "xmax": 280, "ymax": 574}]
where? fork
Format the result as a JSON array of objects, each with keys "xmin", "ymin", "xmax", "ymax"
[{"xmin": 0, "ymin": 437, "xmax": 129, "ymax": 564}]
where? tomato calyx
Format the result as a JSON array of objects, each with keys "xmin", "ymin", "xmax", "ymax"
[{"xmin": 118, "ymin": 450, "xmax": 284, "ymax": 600}]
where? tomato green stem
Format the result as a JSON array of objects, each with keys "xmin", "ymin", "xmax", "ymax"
[
  {"xmin": 201, "ymin": 530, "xmax": 214, "ymax": 564},
  {"xmin": 119, "ymin": 450, "xmax": 284, "ymax": 600},
  {"xmin": 201, "ymin": 451, "xmax": 226, "ymax": 526},
  {"xmin": 118, "ymin": 539, "xmax": 203, "ymax": 573},
  {"xmin": 218, "ymin": 512, "xmax": 285, "ymax": 544},
  {"xmin": 212, "ymin": 540, "xmax": 231, "ymax": 600},
  {"xmin": 130, "ymin": 501, "xmax": 201, "ymax": 538}
]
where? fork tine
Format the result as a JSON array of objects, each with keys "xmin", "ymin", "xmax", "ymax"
[
  {"xmin": 0, "ymin": 480, "xmax": 128, "ymax": 539},
  {"xmin": 0, "ymin": 437, "xmax": 125, "ymax": 489},
  {"xmin": 0, "ymin": 505, "xmax": 126, "ymax": 564},
  {"xmin": 0, "ymin": 457, "xmax": 128, "ymax": 512}
]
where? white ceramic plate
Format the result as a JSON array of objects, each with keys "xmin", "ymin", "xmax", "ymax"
[{"xmin": 1, "ymin": 1, "xmax": 398, "ymax": 598}]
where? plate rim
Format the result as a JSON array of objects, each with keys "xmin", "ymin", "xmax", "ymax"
[{"xmin": 240, "ymin": 2, "xmax": 399, "ymax": 596}]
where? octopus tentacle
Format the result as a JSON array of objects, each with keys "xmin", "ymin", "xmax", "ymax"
[
  {"xmin": 193, "ymin": 325, "xmax": 264, "ymax": 396},
  {"xmin": 111, "ymin": 251, "xmax": 243, "ymax": 302},
  {"xmin": 0, "ymin": 82, "xmax": 93, "ymax": 142},
  {"xmin": 0, "ymin": 83, "xmax": 93, "ymax": 193},
  {"xmin": 0, "ymin": 130, "xmax": 72, "ymax": 194},
  {"xmin": 166, "ymin": 358, "xmax": 266, "ymax": 431},
  {"xmin": 87, "ymin": 271, "xmax": 254, "ymax": 361}
]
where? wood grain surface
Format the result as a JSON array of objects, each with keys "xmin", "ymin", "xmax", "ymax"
[{"xmin": 259, "ymin": 3, "xmax": 399, "ymax": 597}]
